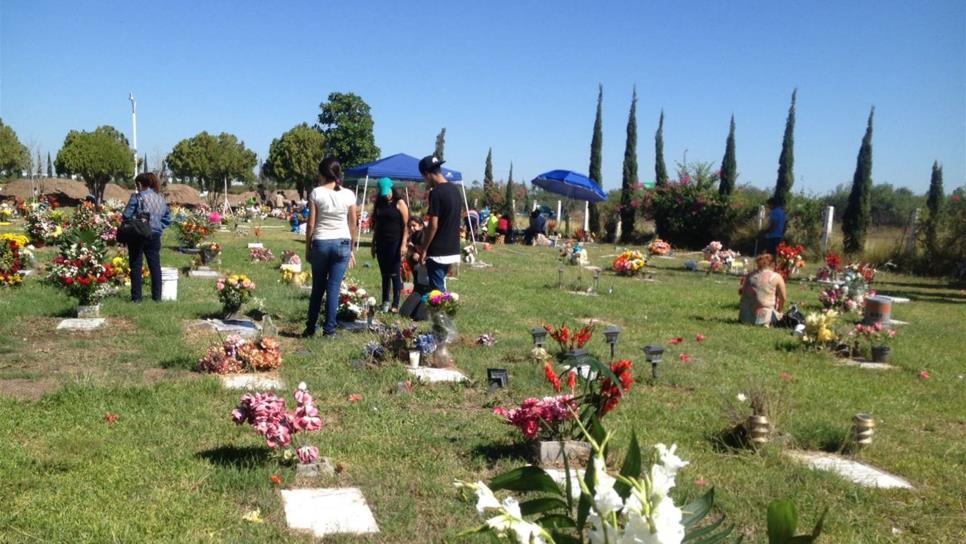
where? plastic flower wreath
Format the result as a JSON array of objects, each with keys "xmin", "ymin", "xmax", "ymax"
[{"xmin": 612, "ymin": 250, "xmax": 647, "ymax": 276}]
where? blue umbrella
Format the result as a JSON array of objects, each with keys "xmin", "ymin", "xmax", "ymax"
[{"xmin": 531, "ymin": 170, "xmax": 606, "ymax": 203}]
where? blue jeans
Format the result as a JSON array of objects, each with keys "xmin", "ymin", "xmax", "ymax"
[
  {"xmin": 426, "ymin": 259, "xmax": 450, "ymax": 291},
  {"xmin": 128, "ymin": 232, "xmax": 162, "ymax": 301},
  {"xmin": 306, "ymin": 238, "xmax": 351, "ymax": 335}
]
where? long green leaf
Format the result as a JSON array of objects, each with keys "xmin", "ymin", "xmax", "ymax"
[
  {"xmin": 682, "ymin": 488, "xmax": 715, "ymax": 528},
  {"xmin": 489, "ymin": 466, "xmax": 563, "ymax": 496},
  {"xmin": 767, "ymin": 500, "xmax": 798, "ymax": 544},
  {"xmin": 614, "ymin": 429, "xmax": 642, "ymax": 500},
  {"xmin": 539, "ymin": 514, "xmax": 577, "ymax": 529},
  {"xmin": 550, "ymin": 531, "xmax": 582, "ymax": 544},
  {"xmin": 687, "ymin": 517, "xmax": 735, "ymax": 543},
  {"xmin": 576, "ymin": 453, "xmax": 597, "ymax": 530},
  {"xmin": 520, "ymin": 497, "xmax": 569, "ymax": 516}
]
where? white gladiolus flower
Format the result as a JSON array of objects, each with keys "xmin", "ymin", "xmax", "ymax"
[
  {"xmin": 471, "ymin": 481, "xmax": 500, "ymax": 513},
  {"xmin": 483, "ymin": 497, "xmax": 548, "ymax": 544},
  {"xmin": 649, "ymin": 496, "xmax": 685, "ymax": 544},
  {"xmin": 588, "ymin": 512, "xmax": 621, "ymax": 544},
  {"xmin": 591, "ymin": 453, "xmax": 624, "ymax": 515}
]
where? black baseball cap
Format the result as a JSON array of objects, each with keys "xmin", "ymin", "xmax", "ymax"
[{"xmin": 418, "ymin": 155, "xmax": 445, "ymax": 175}]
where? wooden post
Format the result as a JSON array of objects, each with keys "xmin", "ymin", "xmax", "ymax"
[
  {"xmin": 821, "ymin": 206, "xmax": 834, "ymax": 254},
  {"xmin": 905, "ymin": 208, "xmax": 920, "ymax": 256}
]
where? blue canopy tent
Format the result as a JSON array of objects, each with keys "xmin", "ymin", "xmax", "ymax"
[
  {"xmin": 531, "ymin": 170, "xmax": 606, "ymax": 234},
  {"xmin": 342, "ymin": 153, "xmax": 473, "ymax": 248}
]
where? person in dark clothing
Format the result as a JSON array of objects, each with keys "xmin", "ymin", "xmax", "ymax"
[
  {"xmin": 524, "ymin": 209, "xmax": 547, "ymax": 245},
  {"xmin": 371, "ymin": 177, "xmax": 409, "ymax": 312},
  {"xmin": 121, "ymin": 172, "xmax": 171, "ymax": 302},
  {"xmin": 416, "ymin": 155, "xmax": 461, "ymax": 291},
  {"xmin": 762, "ymin": 196, "xmax": 786, "ymax": 256}
]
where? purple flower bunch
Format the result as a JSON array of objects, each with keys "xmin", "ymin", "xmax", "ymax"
[{"xmin": 231, "ymin": 382, "xmax": 322, "ymax": 463}]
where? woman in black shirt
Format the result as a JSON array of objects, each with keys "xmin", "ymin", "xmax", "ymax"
[{"xmin": 370, "ymin": 178, "xmax": 409, "ymax": 312}]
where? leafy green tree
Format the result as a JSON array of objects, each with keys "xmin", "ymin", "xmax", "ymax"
[
  {"xmin": 167, "ymin": 132, "xmax": 256, "ymax": 192},
  {"xmin": 719, "ymin": 115, "xmax": 737, "ymax": 198},
  {"xmin": 924, "ymin": 161, "xmax": 944, "ymax": 257},
  {"xmin": 263, "ymin": 123, "xmax": 327, "ymax": 198},
  {"xmin": 434, "ymin": 128, "xmax": 446, "ymax": 161},
  {"xmin": 772, "ymin": 89, "xmax": 797, "ymax": 207},
  {"xmin": 842, "ymin": 107, "xmax": 875, "ymax": 254},
  {"xmin": 0, "ymin": 118, "xmax": 30, "ymax": 177},
  {"xmin": 55, "ymin": 125, "xmax": 132, "ymax": 202},
  {"xmin": 620, "ymin": 88, "xmax": 638, "ymax": 243},
  {"xmin": 654, "ymin": 110, "xmax": 668, "ymax": 187},
  {"xmin": 47, "ymin": 152, "xmax": 53, "ymax": 177},
  {"xmin": 316, "ymin": 92, "xmax": 380, "ymax": 168},
  {"xmin": 483, "ymin": 148, "xmax": 497, "ymax": 207},
  {"xmin": 588, "ymin": 83, "xmax": 604, "ymax": 235}
]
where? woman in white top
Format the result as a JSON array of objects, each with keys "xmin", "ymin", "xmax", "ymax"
[{"xmin": 303, "ymin": 157, "xmax": 358, "ymax": 337}]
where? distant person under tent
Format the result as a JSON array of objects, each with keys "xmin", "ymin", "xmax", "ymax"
[{"xmin": 524, "ymin": 208, "xmax": 547, "ymax": 245}]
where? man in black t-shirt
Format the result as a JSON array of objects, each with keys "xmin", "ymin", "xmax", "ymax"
[{"xmin": 417, "ymin": 155, "xmax": 461, "ymax": 291}]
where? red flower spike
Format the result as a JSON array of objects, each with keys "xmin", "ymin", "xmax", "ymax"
[{"xmin": 669, "ymin": 337, "xmax": 684, "ymax": 345}]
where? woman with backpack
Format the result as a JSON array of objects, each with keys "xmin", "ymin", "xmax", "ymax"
[{"xmin": 121, "ymin": 172, "xmax": 171, "ymax": 302}]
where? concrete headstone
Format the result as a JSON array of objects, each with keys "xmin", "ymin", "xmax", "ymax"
[{"xmin": 57, "ymin": 318, "xmax": 106, "ymax": 331}]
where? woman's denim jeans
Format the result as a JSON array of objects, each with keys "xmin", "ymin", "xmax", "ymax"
[{"xmin": 306, "ymin": 238, "xmax": 351, "ymax": 335}]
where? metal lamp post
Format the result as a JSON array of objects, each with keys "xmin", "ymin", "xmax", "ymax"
[
  {"xmin": 603, "ymin": 325, "xmax": 621, "ymax": 359},
  {"xmin": 643, "ymin": 345, "xmax": 665, "ymax": 380}
]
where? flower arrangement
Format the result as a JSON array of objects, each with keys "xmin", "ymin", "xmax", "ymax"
[
  {"xmin": 702, "ymin": 241, "xmax": 740, "ymax": 274},
  {"xmin": 611, "ymin": 250, "xmax": 646, "ymax": 276},
  {"xmin": 231, "ymin": 382, "xmax": 322, "ymax": 464},
  {"xmin": 423, "ymin": 289, "xmax": 460, "ymax": 314},
  {"xmin": 801, "ymin": 311, "xmax": 841, "ymax": 349},
  {"xmin": 493, "ymin": 395, "xmax": 578, "ymax": 440},
  {"xmin": 197, "ymin": 241, "xmax": 221, "ymax": 265},
  {"xmin": 815, "ymin": 251, "xmax": 843, "ymax": 281},
  {"xmin": 337, "ymin": 280, "xmax": 369, "ymax": 321},
  {"xmin": 280, "ymin": 267, "xmax": 309, "ymax": 286},
  {"xmin": 236, "ymin": 336, "xmax": 283, "ymax": 371},
  {"xmin": 374, "ymin": 322, "xmax": 421, "ymax": 360},
  {"xmin": 197, "ymin": 334, "xmax": 247, "ymax": 374},
  {"xmin": 280, "ymin": 250, "xmax": 301, "ymax": 267},
  {"xmin": 108, "ymin": 254, "xmax": 148, "ymax": 286},
  {"xmin": 0, "ymin": 234, "xmax": 27, "ymax": 287},
  {"xmin": 207, "ymin": 211, "xmax": 223, "ymax": 225},
  {"xmin": 363, "ymin": 341, "xmax": 387, "ymax": 363},
  {"xmin": 217, "ymin": 274, "xmax": 256, "ymax": 316},
  {"xmin": 414, "ymin": 333, "xmax": 438, "ymax": 355},
  {"xmin": 0, "ymin": 203, "xmax": 15, "ymax": 224},
  {"xmin": 775, "ymin": 242, "xmax": 806, "ymax": 279},
  {"xmin": 249, "ymin": 247, "xmax": 275, "ymax": 262},
  {"xmin": 544, "ymin": 322, "xmax": 595, "ymax": 355},
  {"xmin": 559, "ymin": 241, "xmax": 588, "ymax": 266},
  {"xmin": 647, "ymin": 238, "xmax": 671, "ymax": 256},
  {"xmin": 818, "ymin": 264, "xmax": 876, "ymax": 312},
  {"xmin": 46, "ymin": 235, "xmax": 115, "ymax": 306},
  {"xmin": 69, "ymin": 201, "xmax": 120, "ymax": 244},
  {"xmin": 847, "ymin": 322, "xmax": 897, "ymax": 358},
  {"xmin": 174, "ymin": 214, "xmax": 212, "ymax": 248},
  {"xmin": 25, "ymin": 206, "xmax": 63, "ymax": 245}
]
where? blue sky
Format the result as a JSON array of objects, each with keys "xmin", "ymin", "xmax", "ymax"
[{"xmin": 2, "ymin": 0, "xmax": 963, "ymax": 193}]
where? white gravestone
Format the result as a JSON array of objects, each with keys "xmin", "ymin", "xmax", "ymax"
[
  {"xmin": 281, "ymin": 488, "xmax": 379, "ymax": 537},
  {"xmin": 407, "ymin": 367, "xmax": 468, "ymax": 383},
  {"xmin": 786, "ymin": 451, "xmax": 912, "ymax": 489},
  {"xmin": 57, "ymin": 318, "xmax": 106, "ymax": 331}
]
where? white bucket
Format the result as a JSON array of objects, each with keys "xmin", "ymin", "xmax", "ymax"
[{"xmin": 160, "ymin": 267, "xmax": 179, "ymax": 301}]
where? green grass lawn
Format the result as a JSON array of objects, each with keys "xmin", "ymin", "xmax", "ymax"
[{"xmin": 1, "ymin": 221, "xmax": 963, "ymax": 543}]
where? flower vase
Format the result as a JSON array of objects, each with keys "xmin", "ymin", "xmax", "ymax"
[
  {"xmin": 871, "ymin": 345, "xmax": 891, "ymax": 363},
  {"xmin": 223, "ymin": 304, "xmax": 243, "ymax": 321},
  {"xmin": 408, "ymin": 350, "xmax": 420, "ymax": 368},
  {"xmin": 77, "ymin": 304, "xmax": 100, "ymax": 318},
  {"xmin": 744, "ymin": 415, "xmax": 770, "ymax": 446},
  {"xmin": 430, "ymin": 311, "xmax": 457, "ymax": 367}
]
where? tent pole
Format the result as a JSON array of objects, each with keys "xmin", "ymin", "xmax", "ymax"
[
  {"xmin": 583, "ymin": 201, "xmax": 589, "ymax": 233},
  {"xmin": 356, "ymin": 175, "xmax": 369, "ymax": 251}
]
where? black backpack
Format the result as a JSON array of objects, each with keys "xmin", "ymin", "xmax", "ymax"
[{"xmin": 116, "ymin": 194, "xmax": 152, "ymax": 244}]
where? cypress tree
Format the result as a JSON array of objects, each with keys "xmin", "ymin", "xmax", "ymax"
[
  {"xmin": 719, "ymin": 115, "xmax": 737, "ymax": 198},
  {"xmin": 620, "ymin": 88, "xmax": 638, "ymax": 243},
  {"xmin": 772, "ymin": 89, "xmax": 797, "ymax": 207},
  {"xmin": 47, "ymin": 152, "xmax": 53, "ymax": 177},
  {"xmin": 588, "ymin": 84, "xmax": 604, "ymax": 235},
  {"xmin": 924, "ymin": 161, "xmax": 944, "ymax": 256},
  {"xmin": 842, "ymin": 107, "xmax": 875, "ymax": 254},
  {"xmin": 505, "ymin": 162, "xmax": 514, "ymax": 214},
  {"xmin": 483, "ymin": 148, "xmax": 494, "ymax": 206},
  {"xmin": 143, "ymin": 153, "xmax": 149, "ymax": 173},
  {"xmin": 434, "ymin": 128, "xmax": 446, "ymax": 161},
  {"xmin": 655, "ymin": 110, "xmax": 668, "ymax": 187}
]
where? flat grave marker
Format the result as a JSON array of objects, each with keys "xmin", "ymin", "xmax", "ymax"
[
  {"xmin": 56, "ymin": 318, "xmax": 106, "ymax": 331},
  {"xmin": 407, "ymin": 367, "xmax": 468, "ymax": 383},
  {"xmin": 281, "ymin": 488, "xmax": 379, "ymax": 537},
  {"xmin": 220, "ymin": 373, "xmax": 284, "ymax": 390},
  {"xmin": 786, "ymin": 451, "xmax": 913, "ymax": 489}
]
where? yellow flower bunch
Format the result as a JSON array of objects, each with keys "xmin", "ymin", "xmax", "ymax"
[
  {"xmin": 0, "ymin": 233, "xmax": 29, "ymax": 247},
  {"xmin": 803, "ymin": 310, "xmax": 840, "ymax": 347},
  {"xmin": 280, "ymin": 268, "xmax": 309, "ymax": 285}
]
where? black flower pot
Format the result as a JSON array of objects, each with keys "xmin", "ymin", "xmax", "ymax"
[{"xmin": 871, "ymin": 345, "xmax": 891, "ymax": 363}]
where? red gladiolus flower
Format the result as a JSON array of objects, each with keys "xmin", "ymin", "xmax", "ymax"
[
  {"xmin": 695, "ymin": 334, "xmax": 705, "ymax": 342},
  {"xmin": 544, "ymin": 361, "xmax": 561, "ymax": 392},
  {"xmin": 679, "ymin": 353, "xmax": 691, "ymax": 363},
  {"xmin": 669, "ymin": 337, "xmax": 684, "ymax": 345},
  {"xmin": 567, "ymin": 370, "xmax": 577, "ymax": 392}
]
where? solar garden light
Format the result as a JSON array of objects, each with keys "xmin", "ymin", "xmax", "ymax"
[
  {"xmin": 487, "ymin": 368, "xmax": 509, "ymax": 394},
  {"xmin": 530, "ymin": 327, "xmax": 548, "ymax": 348},
  {"xmin": 557, "ymin": 268, "xmax": 564, "ymax": 289},
  {"xmin": 592, "ymin": 269, "xmax": 601, "ymax": 293},
  {"xmin": 643, "ymin": 345, "xmax": 665, "ymax": 380},
  {"xmin": 603, "ymin": 325, "xmax": 621, "ymax": 359},
  {"xmin": 851, "ymin": 413, "xmax": 875, "ymax": 449}
]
